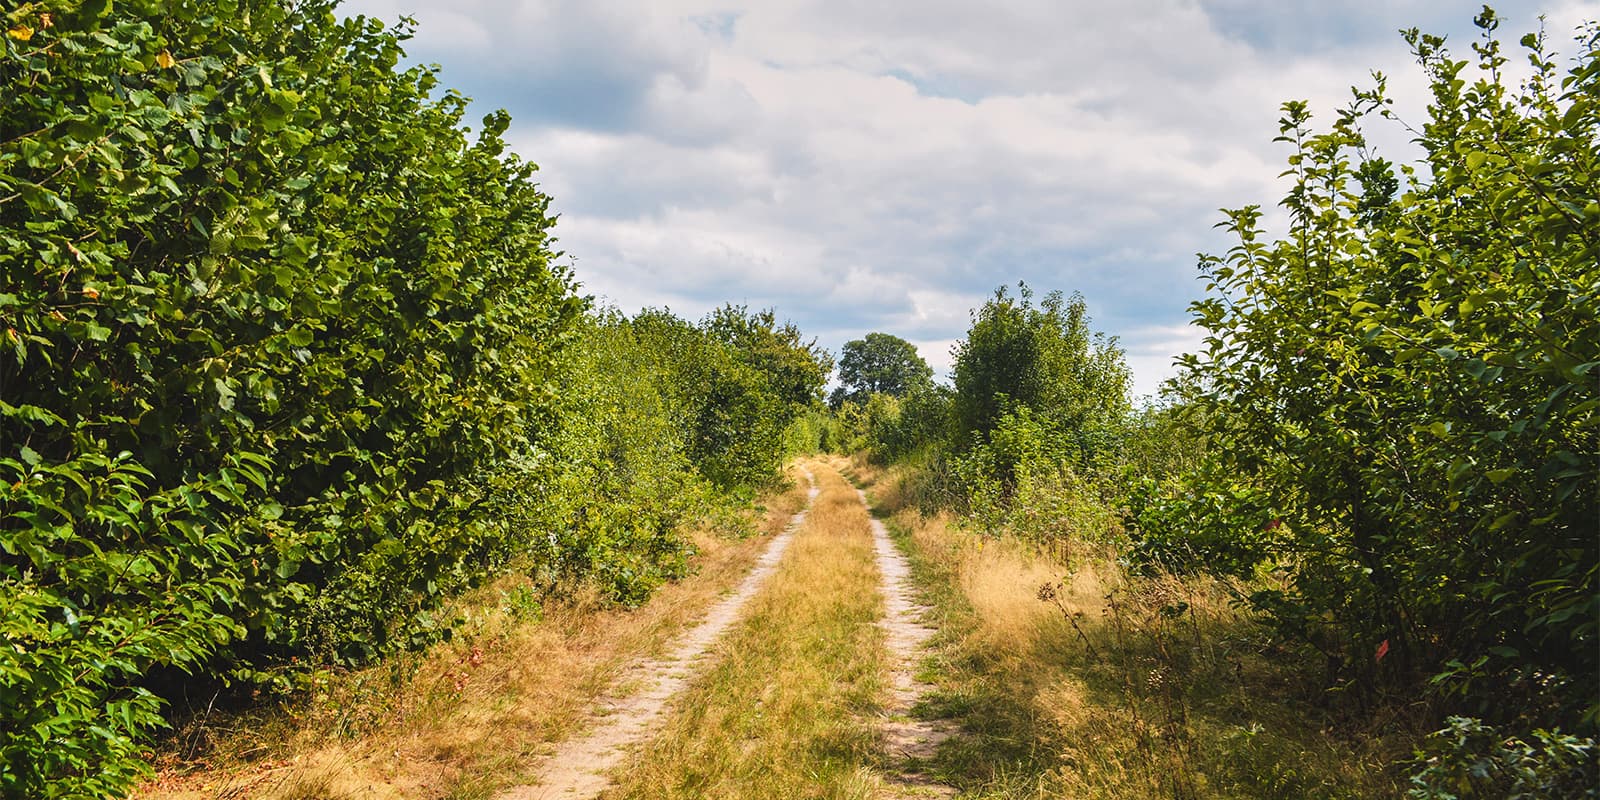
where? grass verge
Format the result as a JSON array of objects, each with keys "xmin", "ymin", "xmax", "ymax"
[
  {"xmin": 849, "ymin": 457, "xmax": 1412, "ymax": 800},
  {"xmin": 134, "ymin": 465, "xmax": 814, "ymax": 800}
]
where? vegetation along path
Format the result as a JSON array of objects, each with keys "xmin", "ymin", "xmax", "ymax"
[{"xmin": 498, "ymin": 471, "xmax": 821, "ymax": 799}]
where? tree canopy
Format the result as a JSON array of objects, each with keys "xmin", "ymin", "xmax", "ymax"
[
  {"xmin": 830, "ymin": 332, "xmax": 933, "ymax": 407},
  {"xmin": 951, "ymin": 284, "xmax": 1129, "ymax": 457}
]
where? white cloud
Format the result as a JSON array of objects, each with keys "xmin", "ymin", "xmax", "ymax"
[{"xmin": 342, "ymin": 0, "xmax": 1596, "ymax": 395}]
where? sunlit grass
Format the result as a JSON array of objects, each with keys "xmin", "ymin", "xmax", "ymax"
[
  {"xmin": 852, "ymin": 459, "xmax": 1411, "ymax": 800},
  {"xmin": 605, "ymin": 460, "xmax": 890, "ymax": 799},
  {"xmin": 135, "ymin": 466, "xmax": 815, "ymax": 800}
]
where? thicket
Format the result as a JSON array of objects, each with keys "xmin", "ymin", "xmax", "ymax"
[
  {"xmin": 1151, "ymin": 9, "xmax": 1597, "ymax": 749},
  {"xmin": 849, "ymin": 10, "xmax": 1597, "ymax": 790},
  {"xmin": 836, "ymin": 286, "xmax": 1132, "ymax": 541},
  {"xmin": 501, "ymin": 305, "xmax": 828, "ymax": 607},
  {"xmin": 0, "ymin": 2, "xmax": 828, "ymax": 796}
]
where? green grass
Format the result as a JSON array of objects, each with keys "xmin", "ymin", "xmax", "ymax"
[{"xmin": 605, "ymin": 463, "xmax": 891, "ymax": 799}]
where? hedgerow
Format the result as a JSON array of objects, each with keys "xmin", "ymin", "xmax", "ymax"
[{"xmin": 1, "ymin": 2, "xmax": 832, "ymax": 795}]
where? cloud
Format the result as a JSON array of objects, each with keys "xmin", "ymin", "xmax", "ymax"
[
  {"xmin": 350, "ymin": 0, "xmax": 714, "ymax": 129},
  {"xmin": 340, "ymin": 0, "xmax": 1588, "ymax": 395}
]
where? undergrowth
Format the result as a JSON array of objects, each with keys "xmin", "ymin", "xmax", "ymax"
[
  {"xmin": 853, "ymin": 459, "xmax": 1412, "ymax": 799},
  {"xmin": 134, "ymin": 468, "xmax": 814, "ymax": 799}
]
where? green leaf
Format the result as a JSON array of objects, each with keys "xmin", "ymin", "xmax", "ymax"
[
  {"xmin": 1489, "ymin": 511, "xmax": 1518, "ymax": 531},
  {"xmin": 213, "ymin": 378, "xmax": 236, "ymax": 411}
]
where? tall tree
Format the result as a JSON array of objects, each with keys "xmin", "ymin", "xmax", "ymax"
[{"xmin": 831, "ymin": 332, "xmax": 934, "ymax": 407}]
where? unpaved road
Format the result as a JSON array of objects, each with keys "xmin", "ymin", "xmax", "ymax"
[
  {"xmin": 501, "ymin": 463, "xmax": 954, "ymax": 799},
  {"xmin": 496, "ymin": 470, "xmax": 819, "ymax": 800},
  {"xmin": 859, "ymin": 485, "xmax": 959, "ymax": 798}
]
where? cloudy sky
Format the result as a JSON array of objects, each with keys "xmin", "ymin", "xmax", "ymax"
[{"xmin": 343, "ymin": 0, "xmax": 1594, "ymax": 397}]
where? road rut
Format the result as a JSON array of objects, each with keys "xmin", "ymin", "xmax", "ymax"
[
  {"xmin": 497, "ymin": 470, "xmax": 819, "ymax": 800},
  {"xmin": 857, "ymin": 485, "xmax": 958, "ymax": 798}
]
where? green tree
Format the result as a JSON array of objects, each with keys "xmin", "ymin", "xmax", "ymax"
[
  {"xmin": 630, "ymin": 306, "xmax": 830, "ymax": 493},
  {"xmin": 870, "ymin": 384, "xmax": 955, "ymax": 460},
  {"xmin": 1181, "ymin": 9, "xmax": 1597, "ymax": 732},
  {"xmin": 951, "ymin": 284, "xmax": 1130, "ymax": 462},
  {"xmin": 703, "ymin": 304, "xmax": 833, "ymax": 415},
  {"xmin": 830, "ymin": 332, "xmax": 934, "ymax": 407}
]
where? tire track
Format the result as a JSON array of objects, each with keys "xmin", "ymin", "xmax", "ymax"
[
  {"xmin": 497, "ymin": 469, "xmax": 819, "ymax": 800},
  {"xmin": 855, "ymin": 486, "xmax": 959, "ymax": 798}
]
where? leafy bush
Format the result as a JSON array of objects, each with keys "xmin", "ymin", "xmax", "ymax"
[
  {"xmin": 633, "ymin": 305, "xmax": 831, "ymax": 494},
  {"xmin": 1122, "ymin": 466, "xmax": 1281, "ymax": 578},
  {"xmin": 1179, "ymin": 10, "xmax": 1597, "ymax": 726},
  {"xmin": 952, "ymin": 284, "xmax": 1129, "ymax": 469},
  {"xmin": 955, "ymin": 406, "xmax": 1124, "ymax": 542},
  {"xmin": 501, "ymin": 312, "xmax": 711, "ymax": 605},
  {"xmin": 1407, "ymin": 716, "xmax": 1598, "ymax": 799},
  {"xmin": 871, "ymin": 384, "xmax": 955, "ymax": 461}
]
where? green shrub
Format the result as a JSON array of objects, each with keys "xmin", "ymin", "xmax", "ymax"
[
  {"xmin": 1122, "ymin": 467, "xmax": 1281, "ymax": 578},
  {"xmin": 633, "ymin": 306, "xmax": 831, "ymax": 494},
  {"xmin": 1180, "ymin": 10, "xmax": 1597, "ymax": 727},
  {"xmin": 871, "ymin": 384, "xmax": 955, "ymax": 461},
  {"xmin": 1, "ymin": 2, "xmax": 582, "ymax": 793},
  {"xmin": 1407, "ymin": 717, "xmax": 1598, "ymax": 799},
  {"xmin": 951, "ymin": 284, "xmax": 1129, "ymax": 461}
]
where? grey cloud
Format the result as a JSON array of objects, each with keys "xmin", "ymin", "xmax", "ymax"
[
  {"xmin": 343, "ymin": 0, "xmax": 713, "ymax": 130},
  {"xmin": 338, "ymin": 0, "xmax": 1587, "ymax": 397},
  {"xmin": 1198, "ymin": 0, "xmax": 1557, "ymax": 56}
]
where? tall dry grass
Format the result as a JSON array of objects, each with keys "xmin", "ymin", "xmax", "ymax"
[
  {"xmin": 135, "ymin": 466, "xmax": 815, "ymax": 800},
  {"xmin": 849, "ymin": 458, "xmax": 1409, "ymax": 800}
]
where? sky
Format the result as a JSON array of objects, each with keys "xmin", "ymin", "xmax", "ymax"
[{"xmin": 341, "ymin": 0, "xmax": 1596, "ymax": 398}]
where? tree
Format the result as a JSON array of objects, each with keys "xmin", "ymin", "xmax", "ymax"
[
  {"xmin": 703, "ymin": 304, "xmax": 833, "ymax": 415},
  {"xmin": 1180, "ymin": 10, "xmax": 1597, "ymax": 734},
  {"xmin": 631, "ymin": 306, "xmax": 831, "ymax": 493},
  {"xmin": 830, "ymin": 332, "xmax": 934, "ymax": 407},
  {"xmin": 951, "ymin": 284, "xmax": 1130, "ymax": 458}
]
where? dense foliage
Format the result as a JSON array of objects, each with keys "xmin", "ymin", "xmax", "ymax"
[
  {"xmin": 829, "ymin": 332, "xmax": 933, "ymax": 407},
  {"xmin": 638, "ymin": 305, "xmax": 830, "ymax": 495},
  {"xmin": 0, "ymin": 3, "xmax": 829, "ymax": 795},
  {"xmin": 951, "ymin": 285, "xmax": 1129, "ymax": 458},
  {"xmin": 830, "ymin": 288, "xmax": 1131, "ymax": 539},
  {"xmin": 504, "ymin": 306, "xmax": 828, "ymax": 606},
  {"xmin": 845, "ymin": 9, "xmax": 1596, "ymax": 788},
  {"xmin": 1, "ymin": 2, "xmax": 575, "ymax": 793},
  {"xmin": 1148, "ymin": 7, "xmax": 1596, "ymax": 752},
  {"xmin": 949, "ymin": 285, "xmax": 1130, "ymax": 503}
]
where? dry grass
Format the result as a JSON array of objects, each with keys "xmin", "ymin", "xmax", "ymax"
[
  {"xmin": 135, "ymin": 466, "xmax": 814, "ymax": 800},
  {"xmin": 849, "ymin": 459, "xmax": 1410, "ymax": 800},
  {"xmin": 602, "ymin": 458, "xmax": 891, "ymax": 799}
]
